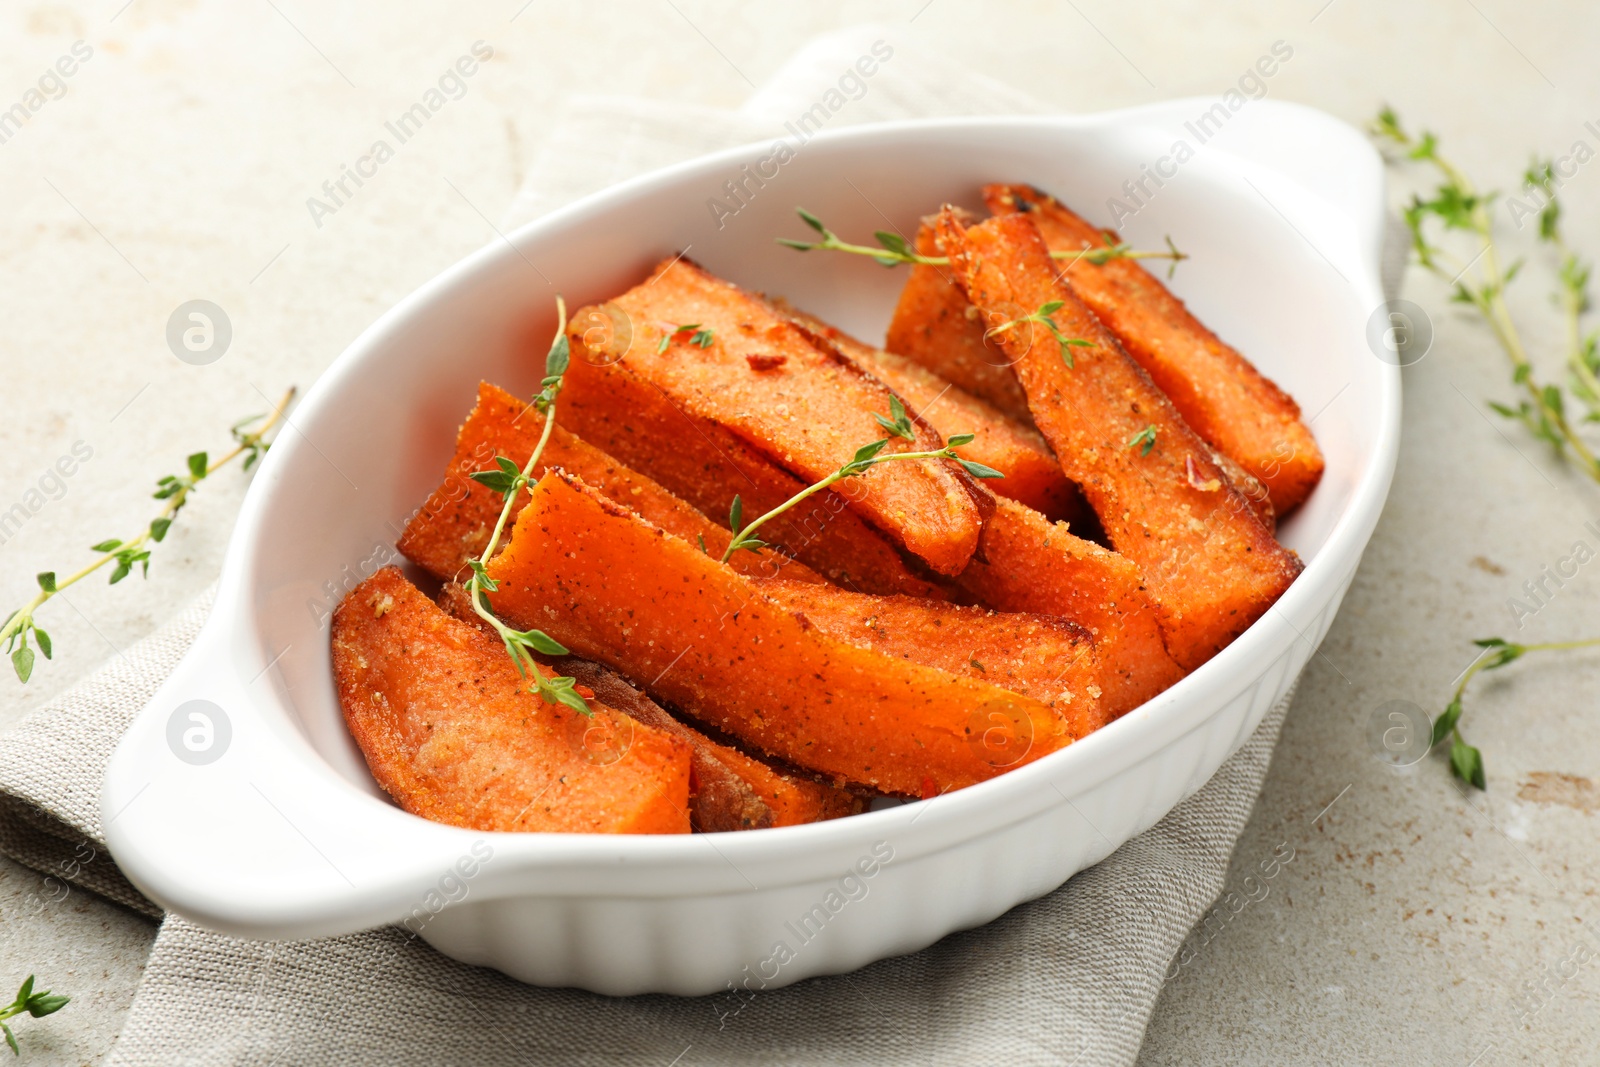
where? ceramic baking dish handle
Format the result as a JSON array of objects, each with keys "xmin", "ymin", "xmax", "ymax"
[{"xmin": 101, "ymin": 615, "xmax": 471, "ymax": 940}]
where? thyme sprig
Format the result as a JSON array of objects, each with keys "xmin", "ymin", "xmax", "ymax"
[
  {"xmin": 1434, "ymin": 638, "xmax": 1600, "ymax": 790},
  {"xmin": 1126, "ymin": 425, "xmax": 1158, "ymax": 456},
  {"xmin": 778, "ymin": 208, "xmax": 1188, "ymax": 274},
  {"xmin": 657, "ymin": 323, "xmax": 714, "ymax": 353},
  {"xmin": 0, "ymin": 388, "xmax": 296, "ymax": 684},
  {"xmin": 1525, "ymin": 158, "xmax": 1600, "ymax": 424},
  {"xmin": 1372, "ymin": 107, "xmax": 1600, "ymax": 481},
  {"xmin": 0, "ymin": 975, "xmax": 69, "ymax": 1055},
  {"xmin": 984, "ymin": 300, "xmax": 1096, "ymax": 367},
  {"xmin": 720, "ymin": 432, "xmax": 1002, "ymax": 563},
  {"xmin": 873, "ymin": 395, "xmax": 916, "ymax": 441},
  {"xmin": 1372, "ymin": 108, "xmax": 1600, "ymax": 789},
  {"xmin": 464, "ymin": 297, "xmax": 591, "ymax": 718}
]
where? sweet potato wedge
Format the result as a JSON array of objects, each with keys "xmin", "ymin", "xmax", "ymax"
[
  {"xmin": 936, "ymin": 208, "xmax": 1302, "ymax": 669},
  {"xmin": 398, "ymin": 381, "xmax": 821, "ymax": 586},
  {"xmin": 984, "ymin": 184, "xmax": 1324, "ymax": 515},
  {"xmin": 758, "ymin": 579, "xmax": 1102, "ymax": 737},
  {"xmin": 773, "ymin": 300, "xmax": 1082, "ymax": 523},
  {"xmin": 562, "ymin": 318, "xmax": 945, "ymax": 598},
  {"xmin": 571, "ymin": 257, "xmax": 985, "ymax": 576},
  {"xmin": 437, "ymin": 581, "xmax": 861, "ymax": 831},
  {"xmin": 884, "ymin": 215, "xmax": 1034, "ymax": 423},
  {"xmin": 952, "ymin": 497, "xmax": 1185, "ymax": 718},
  {"xmin": 332, "ymin": 567, "xmax": 692, "ymax": 834},
  {"xmin": 1205, "ymin": 445, "xmax": 1276, "ymax": 532},
  {"xmin": 561, "ymin": 660, "xmax": 865, "ymax": 829},
  {"xmin": 484, "ymin": 472, "xmax": 1076, "ymax": 795}
]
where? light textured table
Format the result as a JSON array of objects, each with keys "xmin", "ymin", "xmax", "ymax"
[{"xmin": 2, "ymin": 2, "xmax": 1597, "ymax": 1063}]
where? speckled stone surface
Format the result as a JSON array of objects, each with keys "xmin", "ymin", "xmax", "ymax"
[{"xmin": 1, "ymin": 2, "xmax": 1597, "ymax": 1063}]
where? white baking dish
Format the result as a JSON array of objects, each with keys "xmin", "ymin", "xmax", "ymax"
[{"xmin": 101, "ymin": 100, "xmax": 1396, "ymax": 996}]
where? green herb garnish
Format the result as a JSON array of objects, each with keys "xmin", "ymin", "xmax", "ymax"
[
  {"xmin": 657, "ymin": 323, "xmax": 714, "ymax": 353},
  {"xmin": 873, "ymin": 395, "xmax": 916, "ymax": 442},
  {"xmin": 984, "ymin": 301, "xmax": 1095, "ymax": 367},
  {"xmin": 777, "ymin": 207, "xmax": 1187, "ymax": 273},
  {"xmin": 0, "ymin": 390, "xmax": 295, "ymax": 684},
  {"xmin": 1373, "ymin": 107, "xmax": 1600, "ymax": 475},
  {"xmin": 1373, "ymin": 107, "xmax": 1600, "ymax": 789},
  {"xmin": 720, "ymin": 432, "xmax": 1002, "ymax": 563},
  {"xmin": 0, "ymin": 975, "xmax": 68, "ymax": 1056},
  {"xmin": 1434, "ymin": 638, "xmax": 1600, "ymax": 790},
  {"xmin": 464, "ymin": 297, "xmax": 591, "ymax": 717}
]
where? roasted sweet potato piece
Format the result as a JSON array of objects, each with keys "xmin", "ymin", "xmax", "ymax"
[
  {"xmin": 884, "ymin": 265, "xmax": 1269, "ymax": 530},
  {"xmin": 570, "ymin": 257, "xmax": 986, "ymax": 576},
  {"xmin": 562, "ymin": 660, "xmax": 865, "ymax": 829},
  {"xmin": 936, "ymin": 208, "xmax": 1303, "ymax": 669},
  {"xmin": 758, "ymin": 579, "xmax": 1102, "ymax": 736},
  {"xmin": 984, "ymin": 184, "xmax": 1324, "ymax": 515},
  {"xmin": 562, "ymin": 323, "xmax": 945, "ymax": 598},
  {"xmin": 484, "ymin": 472, "xmax": 1077, "ymax": 795},
  {"xmin": 398, "ymin": 381, "xmax": 821, "ymax": 586},
  {"xmin": 1205, "ymin": 445, "xmax": 1276, "ymax": 531},
  {"xmin": 332, "ymin": 567, "xmax": 692, "ymax": 834},
  {"xmin": 437, "ymin": 581, "xmax": 860, "ymax": 831},
  {"xmin": 884, "ymin": 216, "xmax": 1034, "ymax": 423},
  {"xmin": 952, "ymin": 497, "xmax": 1185, "ymax": 718},
  {"xmin": 773, "ymin": 300, "xmax": 1082, "ymax": 523}
]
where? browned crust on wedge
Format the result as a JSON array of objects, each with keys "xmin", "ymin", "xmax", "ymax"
[
  {"xmin": 773, "ymin": 299, "xmax": 1083, "ymax": 524},
  {"xmin": 984, "ymin": 183, "xmax": 1323, "ymax": 514},
  {"xmin": 398, "ymin": 381, "xmax": 821, "ymax": 585},
  {"xmin": 936, "ymin": 207, "xmax": 1302, "ymax": 669},
  {"xmin": 573, "ymin": 257, "xmax": 985, "ymax": 575},
  {"xmin": 484, "ymin": 472, "xmax": 1078, "ymax": 795},
  {"xmin": 565, "ymin": 663, "xmax": 865, "ymax": 829},
  {"xmin": 562, "ymin": 319, "xmax": 947, "ymax": 598},
  {"xmin": 437, "ymin": 581, "xmax": 861, "ymax": 831},
  {"xmin": 758, "ymin": 578, "xmax": 1102, "ymax": 738},
  {"xmin": 332, "ymin": 567, "xmax": 692, "ymax": 834},
  {"xmin": 951, "ymin": 497, "xmax": 1185, "ymax": 719},
  {"xmin": 884, "ymin": 215, "xmax": 1035, "ymax": 423}
]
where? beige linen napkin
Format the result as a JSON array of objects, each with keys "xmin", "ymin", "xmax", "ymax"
[{"xmin": 0, "ymin": 25, "xmax": 1304, "ymax": 1067}]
